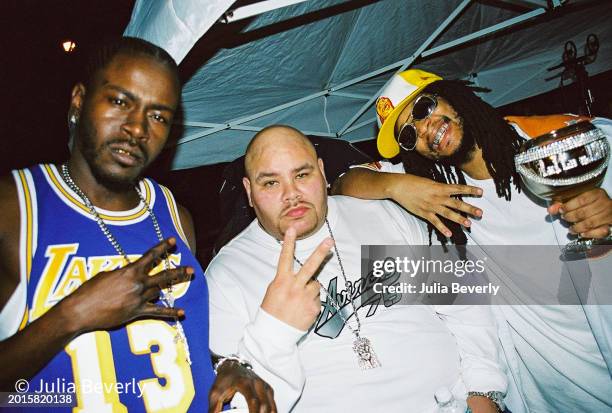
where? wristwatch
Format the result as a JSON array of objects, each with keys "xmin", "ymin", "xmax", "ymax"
[{"xmin": 467, "ymin": 391, "xmax": 504, "ymax": 413}]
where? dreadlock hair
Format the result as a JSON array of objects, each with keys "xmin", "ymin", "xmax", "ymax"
[
  {"xmin": 400, "ymin": 79, "xmax": 523, "ymax": 246},
  {"xmin": 81, "ymin": 37, "xmax": 179, "ymax": 92}
]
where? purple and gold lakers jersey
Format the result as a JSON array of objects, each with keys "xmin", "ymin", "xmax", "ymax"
[{"xmin": 9, "ymin": 164, "xmax": 215, "ymax": 412}]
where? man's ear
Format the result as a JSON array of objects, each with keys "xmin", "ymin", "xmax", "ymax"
[
  {"xmin": 70, "ymin": 83, "xmax": 86, "ymax": 116},
  {"xmin": 243, "ymin": 177, "xmax": 254, "ymax": 207},
  {"xmin": 318, "ymin": 158, "xmax": 328, "ymax": 185}
]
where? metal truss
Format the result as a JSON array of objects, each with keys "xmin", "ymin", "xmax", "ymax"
[{"xmin": 175, "ymin": 0, "xmax": 564, "ymax": 147}]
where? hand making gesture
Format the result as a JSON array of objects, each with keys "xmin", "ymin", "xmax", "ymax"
[
  {"xmin": 260, "ymin": 227, "xmax": 334, "ymax": 331},
  {"xmin": 65, "ymin": 237, "xmax": 193, "ymax": 334}
]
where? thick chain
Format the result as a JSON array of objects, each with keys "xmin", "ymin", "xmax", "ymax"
[
  {"xmin": 59, "ymin": 164, "xmax": 191, "ymax": 364},
  {"xmin": 277, "ymin": 218, "xmax": 381, "ymax": 369},
  {"xmin": 281, "ymin": 218, "xmax": 362, "ymax": 339},
  {"xmin": 324, "ymin": 219, "xmax": 362, "ymax": 335},
  {"xmin": 60, "ymin": 164, "xmax": 171, "ymax": 268}
]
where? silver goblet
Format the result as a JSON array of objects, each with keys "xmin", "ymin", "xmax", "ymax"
[{"xmin": 514, "ymin": 121, "xmax": 610, "ymax": 258}]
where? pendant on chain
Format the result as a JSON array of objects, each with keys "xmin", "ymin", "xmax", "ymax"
[
  {"xmin": 60, "ymin": 164, "xmax": 192, "ymax": 365},
  {"xmin": 353, "ymin": 335, "xmax": 381, "ymax": 370}
]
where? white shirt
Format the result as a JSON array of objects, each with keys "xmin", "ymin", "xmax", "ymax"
[
  {"xmin": 367, "ymin": 117, "xmax": 612, "ymax": 412},
  {"xmin": 207, "ymin": 196, "xmax": 507, "ymax": 412}
]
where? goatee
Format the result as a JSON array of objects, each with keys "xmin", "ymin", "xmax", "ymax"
[
  {"xmin": 439, "ymin": 128, "xmax": 477, "ymax": 168},
  {"xmin": 76, "ymin": 118, "xmax": 144, "ymax": 192}
]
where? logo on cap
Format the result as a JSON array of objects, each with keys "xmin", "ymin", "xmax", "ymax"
[{"xmin": 376, "ymin": 97, "xmax": 394, "ymax": 125}]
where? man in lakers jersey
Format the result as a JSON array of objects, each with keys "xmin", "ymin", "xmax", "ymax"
[{"xmin": 0, "ymin": 37, "xmax": 275, "ymax": 412}]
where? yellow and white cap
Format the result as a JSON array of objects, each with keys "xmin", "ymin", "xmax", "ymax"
[{"xmin": 376, "ymin": 69, "xmax": 442, "ymax": 158}]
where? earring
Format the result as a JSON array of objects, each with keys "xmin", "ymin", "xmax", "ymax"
[{"xmin": 69, "ymin": 114, "xmax": 78, "ymax": 127}]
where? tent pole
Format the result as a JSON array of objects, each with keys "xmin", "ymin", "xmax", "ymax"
[
  {"xmin": 343, "ymin": 117, "xmax": 377, "ymax": 135},
  {"xmin": 173, "ymin": 0, "xmax": 567, "ymax": 148},
  {"xmin": 422, "ymin": 7, "xmax": 547, "ymax": 58},
  {"xmin": 330, "ymin": 91, "xmax": 371, "ymax": 100},
  {"xmin": 174, "ymin": 89, "xmax": 331, "ymax": 146}
]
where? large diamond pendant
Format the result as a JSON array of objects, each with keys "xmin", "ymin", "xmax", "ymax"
[{"xmin": 352, "ymin": 336, "xmax": 381, "ymax": 370}]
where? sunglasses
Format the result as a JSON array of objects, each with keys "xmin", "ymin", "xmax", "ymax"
[{"xmin": 396, "ymin": 94, "xmax": 438, "ymax": 151}]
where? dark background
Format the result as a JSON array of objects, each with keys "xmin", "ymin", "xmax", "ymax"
[{"xmin": 2, "ymin": 0, "xmax": 611, "ymax": 266}]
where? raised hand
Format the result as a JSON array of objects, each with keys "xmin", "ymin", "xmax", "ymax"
[
  {"xmin": 548, "ymin": 188, "xmax": 612, "ymax": 239},
  {"xmin": 63, "ymin": 237, "xmax": 193, "ymax": 334},
  {"xmin": 388, "ymin": 174, "xmax": 483, "ymax": 237},
  {"xmin": 260, "ymin": 227, "xmax": 333, "ymax": 331},
  {"xmin": 332, "ymin": 168, "xmax": 482, "ymax": 238}
]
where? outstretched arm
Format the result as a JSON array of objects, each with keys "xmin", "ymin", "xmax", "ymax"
[{"xmin": 332, "ymin": 166, "xmax": 483, "ymax": 237}]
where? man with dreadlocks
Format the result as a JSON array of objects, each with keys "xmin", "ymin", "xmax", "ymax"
[{"xmin": 333, "ymin": 69, "xmax": 612, "ymax": 412}]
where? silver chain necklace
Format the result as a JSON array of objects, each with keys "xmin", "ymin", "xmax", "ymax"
[
  {"xmin": 60, "ymin": 164, "xmax": 191, "ymax": 364},
  {"xmin": 280, "ymin": 218, "xmax": 381, "ymax": 370}
]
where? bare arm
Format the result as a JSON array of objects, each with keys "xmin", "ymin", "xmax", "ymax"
[
  {"xmin": 0, "ymin": 174, "xmax": 81, "ymax": 387},
  {"xmin": 332, "ymin": 167, "xmax": 407, "ymax": 199},
  {"xmin": 0, "ymin": 176, "xmax": 74, "ymax": 388},
  {"xmin": 0, "ymin": 176, "xmax": 20, "ymax": 315},
  {"xmin": 177, "ymin": 203, "xmax": 197, "ymax": 253},
  {"xmin": 0, "ymin": 175, "xmax": 76, "ymax": 390},
  {"xmin": 0, "ymin": 290, "xmax": 84, "ymax": 390},
  {"xmin": 332, "ymin": 167, "xmax": 483, "ymax": 237}
]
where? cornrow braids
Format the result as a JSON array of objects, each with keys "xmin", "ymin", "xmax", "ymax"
[
  {"xmin": 400, "ymin": 80, "xmax": 523, "ymax": 246},
  {"xmin": 82, "ymin": 37, "xmax": 179, "ymax": 91}
]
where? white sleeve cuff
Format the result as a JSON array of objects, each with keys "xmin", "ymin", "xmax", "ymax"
[
  {"xmin": 239, "ymin": 308, "xmax": 307, "ymax": 412},
  {"xmin": 249, "ymin": 308, "xmax": 307, "ymax": 349}
]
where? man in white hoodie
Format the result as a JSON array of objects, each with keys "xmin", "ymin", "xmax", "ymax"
[{"xmin": 206, "ymin": 124, "xmax": 507, "ymax": 412}]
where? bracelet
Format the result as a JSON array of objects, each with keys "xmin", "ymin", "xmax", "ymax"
[
  {"xmin": 213, "ymin": 354, "xmax": 253, "ymax": 374},
  {"xmin": 467, "ymin": 391, "xmax": 504, "ymax": 413}
]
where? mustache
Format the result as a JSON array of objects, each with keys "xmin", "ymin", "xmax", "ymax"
[{"xmin": 282, "ymin": 201, "xmax": 311, "ymax": 215}]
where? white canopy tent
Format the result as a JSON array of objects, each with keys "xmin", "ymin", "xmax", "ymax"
[{"xmin": 125, "ymin": 0, "xmax": 612, "ymax": 169}]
